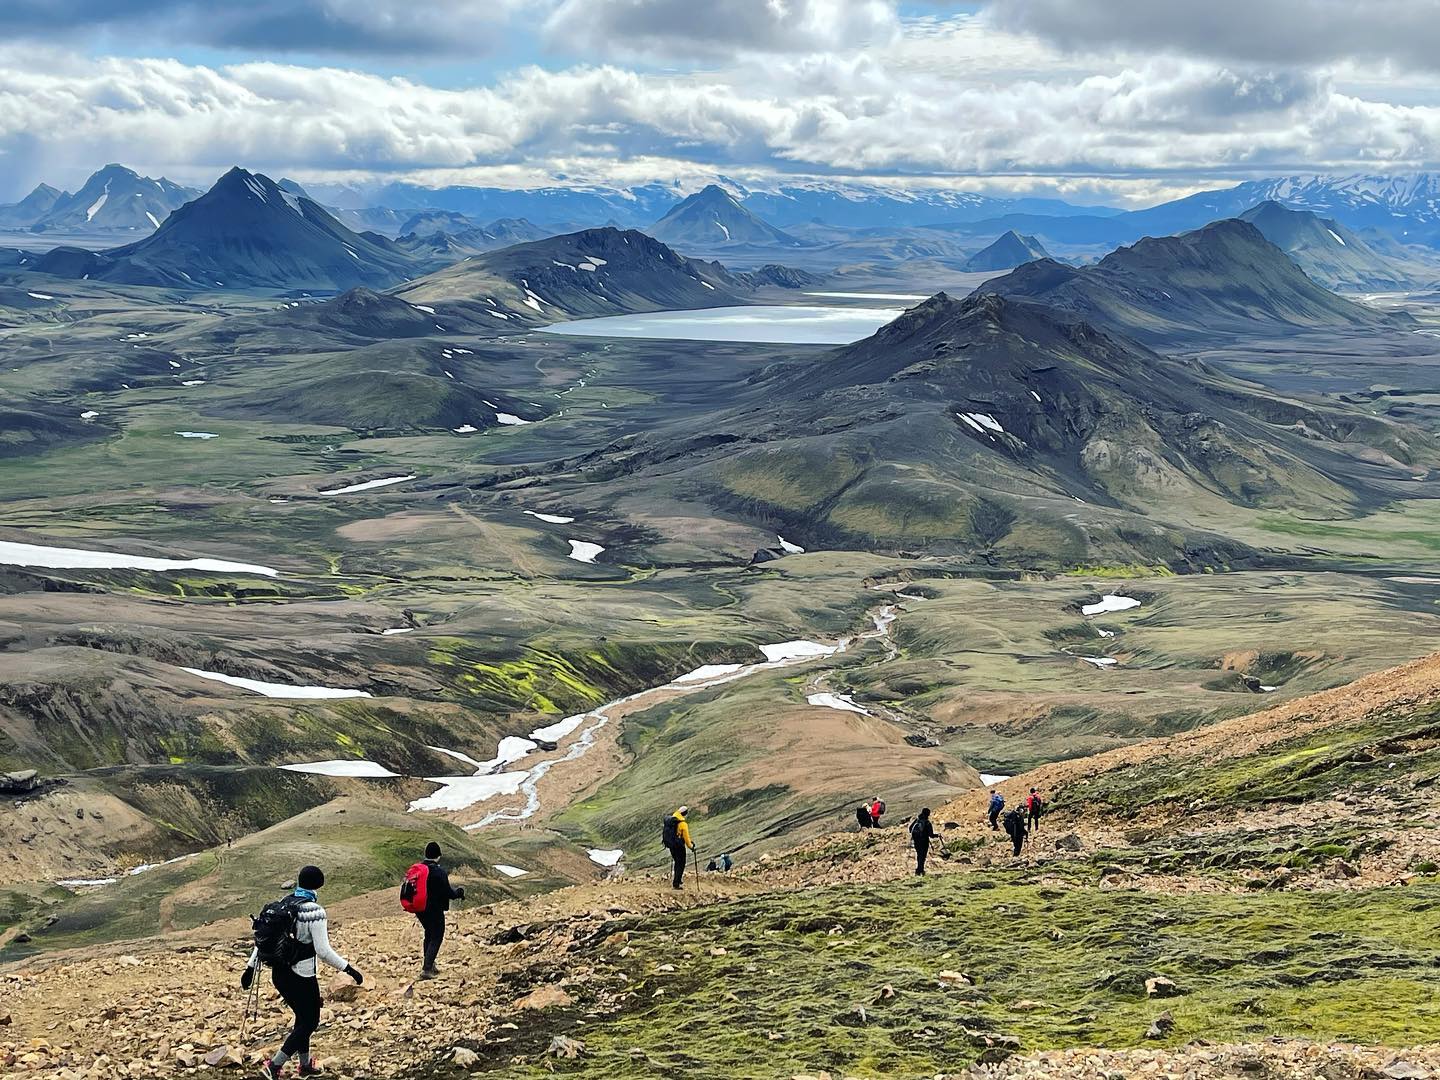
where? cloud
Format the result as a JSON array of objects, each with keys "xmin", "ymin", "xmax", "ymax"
[
  {"xmin": 544, "ymin": 0, "xmax": 900, "ymax": 61},
  {"xmin": 0, "ymin": 27, "xmax": 1437, "ymax": 204},
  {"xmin": 985, "ymin": 0, "xmax": 1440, "ymax": 73},
  {"xmin": 0, "ymin": 0, "xmax": 533, "ymax": 57}
]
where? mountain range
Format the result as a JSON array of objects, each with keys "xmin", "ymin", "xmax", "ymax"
[
  {"xmin": 976, "ymin": 219, "xmax": 1408, "ymax": 347},
  {"xmin": 29, "ymin": 168, "xmax": 419, "ymax": 290},
  {"xmin": 555, "ymin": 288, "xmax": 1432, "ymax": 565},
  {"xmin": 0, "ymin": 165, "xmax": 197, "ymax": 232}
]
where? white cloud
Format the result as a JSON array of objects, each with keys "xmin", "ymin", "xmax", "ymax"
[
  {"xmin": 544, "ymin": 0, "xmax": 900, "ymax": 61},
  {"xmin": 0, "ymin": 14, "xmax": 1438, "ymax": 206},
  {"xmin": 985, "ymin": 0, "xmax": 1440, "ymax": 74}
]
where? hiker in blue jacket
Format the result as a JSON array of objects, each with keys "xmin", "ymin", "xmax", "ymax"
[{"xmin": 988, "ymin": 790, "xmax": 1006, "ymax": 830}]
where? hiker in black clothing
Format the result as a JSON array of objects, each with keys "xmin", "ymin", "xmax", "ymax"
[
  {"xmin": 856, "ymin": 804, "xmax": 874, "ymax": 828},
  {"xmin": 416, "ymin": 842, "xmax": 464, "ymax": 979},
  {"xmin": 1003, "ymin": 807, "xmax": 1028, "ymax": 857},
  {"xmin": 242, "ymin": 865, "xmax": 363, "ymax": 1079},
  {"xmin": 910, "ymin": 808, "xmax": 938, "ymax": 875}
]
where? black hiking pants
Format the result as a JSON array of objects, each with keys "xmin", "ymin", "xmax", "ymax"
[
  {"xmin": 1009, "ymin": 829, "xmax": 1024, "ymax": 857},
  {"xmin": 668, "ymin": 843, "xmax": 686, "ymax": 888},
  {"xmin": 272, "ymin": 966, "xmax": 321, "ymax": 1058},
  {"xmin": 417, "ymin": 908, "xmax": 446, "ymax": 969},
  {"xmin": 915, "ymin": 840, "xmax": 929, "ymax": 876},
  {"xmin": 1028, "ymin": 806, "xmax": 1041, "ymax": 831},
  {"xmin": 988, "ymin": 807, "xmax": 1001, "ymax": 830}
]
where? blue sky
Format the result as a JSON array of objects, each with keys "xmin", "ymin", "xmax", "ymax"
[{"xmin": 0, "ymin": 0, "xmax": 1436, "ymax": 204}]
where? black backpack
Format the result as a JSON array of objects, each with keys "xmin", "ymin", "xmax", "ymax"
[
  {"xmin": 252, "ymin": 894, "xmax": 306, "ymax": 968},
  {"xmin": 909, "ymin": 817, "xmax": 930, "ymax": 845},
  {"xmin": 662, "ymin": 815, "xmax": 681, "ymax": 848},
  {"xmin": 1003, "ymin": 809, "xmax": 1025, "ymax": 836}
]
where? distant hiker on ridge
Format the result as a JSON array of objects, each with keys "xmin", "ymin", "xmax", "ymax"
[
  {"xmin": 400, "ymin": 841, "xmax": 465, "ymax": 980},
  {"xmin": 856, "ymin": 802, "xmax": 875, "ymax": 828},
  {"xmin": 1003, "ymin": 806, "xmax": 1028, "ymax": 857},
  {"xmin": 663, "ymin": 805, "xmax": 696, "ymax": 889},
  {"xmin": 987, "ymin": 789, "xmax": 1005, "ymax": 831},
  {"xmin": 910, "ymin": 807, "xmax": 938, "ymax": 876},
  {"xmin": 1026, "ymin": 787, "xmax": 1044, "ymax": 832},
  {"xmin": 243, "ymin": 865, "xmax": 364, "ymax": 1079},
  {"xmin": 869, "ymin": 796, "xmax": 887, "ymax": 828}
]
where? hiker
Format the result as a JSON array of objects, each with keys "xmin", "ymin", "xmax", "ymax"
[
  {"xmin": 400, "ymin": 841, "xmax": 465, "ymax": 979},
  {"xmin": 855, "ymin": 803, "xmax": 874, "ymax": 828},
  {"xmin": 869, "ymin": 796, "xmax": 887, "ymax": 828},
  {"xmin": 663, "ymin": 805, "xmax": 695, "ymax": 889},
  {"xmin": 910, "ymin": 807, "xmax": 937, "ymax": 875},
  {"xmin": 1003, "ymin": 807, "xmax": 1028, "ymax": 857},
  {"xmin": 1026, "ymin": 788, "xmax": 1044, "ymax": 832},
  {"xmin": 987, "ymin": 790, "xmax": 1005, "ymax": 831},
  {"xmin": 706, "ymin": 852, "xmax": 733, "ymax": 872},
  {"xmin": 242, "ymin": 865, "xmax": 363, "ymax": 1079}
]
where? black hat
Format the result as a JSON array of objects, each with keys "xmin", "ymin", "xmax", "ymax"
[
  {"xmin": 298, "ymin": 865, "xmax": 325, "ymax": 890},
  {"xmin": 424, "ymin": 841, "xmax": 441, "ymax": 860}
]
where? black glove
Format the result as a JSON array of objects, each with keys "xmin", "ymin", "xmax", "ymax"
[
  {"xmin": 455, "ymin": 886, "xmax": 465, "ymax": 900},
  {"xmin": 240, "ymin": 967, "xmax": 254, "ymax": 990},
  {"xmin": 344, "ymin": 965, "xmax": 364, "ymax": 985}
]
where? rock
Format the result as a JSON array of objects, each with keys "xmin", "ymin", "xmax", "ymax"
[
  {"xmin": 1054, "ymin": 833, "xmax": 1083, "ymax": 852},
  {"xmin": 490, "ymin": 924, "xmax": 531, "ymax": 945},
  {"xmin": 709, "ymin": 946, "xmax": 727, "ymax": 956},
  {"xmin": 202, "ymin": 1045, "xmax": 240, "ymax": 1067},
  {"xmin": 548, "ymin": 1036, "xmax": 584, "ymax": 1060},
  {"xmin": 1382, "ymin": 1063, "xmax": 1430, "ymax": 1080},
  {"xmin": 451, "ymin": 1046, "xmax": 479, "ymax": 1067},
  {"xmin": 328, "ymin": 973, "xmax": 362, "ymax": 1002},
  {"xmin": 937, "ymin": 970, "xmax": 971, "ymax": 987},
  {"xmin": 0, "ymin": 1012, "xmax": 9, "ymax": 1026},
  {"xmin": 1335, "ymin": 859, "xmax": 1361, "ymax": 879},
  {"xmin": 516, "ymin": 985, "xmax": 573, "ymax": 1010},
  {"xmin": 874, "ymin": 984, "xmax": 896, "ymax": 1002},
  {"xmin": 1145, "ymin": 976, "xmax": 1182, "ymax": 999},
  {"xmin": 1145, "ymin": 1011, "xmax": 1175, "ymax": 1039},
  {"xmin": 1011, "ymin": 999, "xmax": 1046, "ymax": 1012}
]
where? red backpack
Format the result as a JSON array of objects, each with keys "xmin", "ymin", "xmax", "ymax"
[{"xmin": 400, "ymin": 862, "xmax": 430, "ymax": 913}]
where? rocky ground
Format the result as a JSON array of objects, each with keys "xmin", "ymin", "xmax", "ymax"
[{"xmin": 7, "ymin": 652, "xmax": 1440, "ymax": 1078}]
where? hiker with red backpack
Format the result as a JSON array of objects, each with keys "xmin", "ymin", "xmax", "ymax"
[
  {"xmin": 868, "ymin": 796, "xmax": 887, "ymax": 828},
  {"xmin": 1026, "ymin": 788, "xmax": 1044, "ymax": 832},
  {"xmin": 242, "ymin": 865, "xmax": 363, "ymax": 1078},
  {"xmin": 400, "ymin": 841, "xmax": 465, "ymax": 979}
]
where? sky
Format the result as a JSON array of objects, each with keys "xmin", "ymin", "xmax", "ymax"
[{"xmin": 0, "ymin": 0, "xmax": 1438, "ymax": 206}]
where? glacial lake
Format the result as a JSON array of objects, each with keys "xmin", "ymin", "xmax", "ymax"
[{"xmin": 540, "ymin": 304, "xmax": 906, "ymax": 345}]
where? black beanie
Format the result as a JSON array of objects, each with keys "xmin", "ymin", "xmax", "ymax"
[
  {"xmin": 298, "ymin": 865, "xmax": 325, "ymax": 890},
  {"xmin": 424, "ymin": 841, "xmax": 441, "ymax": 860}
]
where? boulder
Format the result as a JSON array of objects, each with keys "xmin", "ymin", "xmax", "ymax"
[
  {"xmin": 1054, "ymin": 833, "xmax": 1083, "ymax": 852},
  {"xmin": 1145, "ymin": 976, "xmax": 1182, "ymax": 999},
  {"xmin": 516, "ymin": 985, "xmax": 573, "ymax": 1011},
  {"xmin": 548, "ymin": 1036, "xmax": 584, "ymax": 1060},
  {"xmin": 1145, "ymin": 1011, "xmax": 1175, "ymax": 1039},
  {"xmin": 327, "ymin": 973, "xmax": 363, "ymax": 1002}
]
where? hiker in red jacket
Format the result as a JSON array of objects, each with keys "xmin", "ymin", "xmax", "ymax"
[
  {"xmin": 1026, "ymin": 788, "xmax": 1044, "ymax": 832},
  {"xmin": 869, "ymin": 796, "xmax": 886, "ymax": 828},
  {"xmin": 402, "ymin": 842, "xmax": 465, "ymax": 979}
]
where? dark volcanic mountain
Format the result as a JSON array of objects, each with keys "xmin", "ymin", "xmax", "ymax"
[
  {"xmin": 395, "ymin": 226, "xmax": 754, "ymax": 322},
  {"xmin": 565, "ymin": 292, "xmax": 1433, "ymax": 566},
  {"xmin": 976, "ymin": 219, "xmax": 1406, "ymax": 346},
  {"xmin": 0, "ymin": 184, "xmax": 64, "ymax": 228},
  {"xmin": 34, "ymin": 165, "xmax": 197, "ymax": 232},
  {"xmin": 650, "ymin": 185, "xmax": 798, "ymax": 248},
  {"xmin": 29, "ymin": 168, "xmax": 420, "ymax": 291},
  {"xmin": 962, "ymin": 230, "xmax": 1050, "ymax": 272},
  {"xmin": 1237, "ymin": 201, "xmax": 1417, "ymax": 291},
  {"xmin": 0, "ymin": 391, "xmax": 107, "ymax": 456}
]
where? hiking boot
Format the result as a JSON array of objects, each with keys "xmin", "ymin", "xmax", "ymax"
[
  {"xmin": 297, "ymin": 1064, "xmax": 324, "ymax": 1078},
  {"xmin": 259, "ymin": 1061, "xmax": 282, "ymax": 1079},
  {"xmin": 419, "ymin": 966, "xmax": 438, "ymax": 981}
]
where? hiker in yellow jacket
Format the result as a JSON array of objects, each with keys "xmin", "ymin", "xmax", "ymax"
[{"xmin": 663, "ymin": 806, "xmax": 695, "ymax": 889}]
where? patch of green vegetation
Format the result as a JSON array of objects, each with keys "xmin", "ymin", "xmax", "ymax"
[
  {"xmin": 1064, "ymin": 565, "xmax": 1176, "ymax": 578},
  {"xmin": 455, "ymin": 877, "xmax": 1440, "ymax": 1079},
  {"xmin": 1063, "ymin": 702, "xmax": 1440, "ymax": 817}
]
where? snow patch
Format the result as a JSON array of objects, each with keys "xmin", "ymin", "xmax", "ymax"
[
  {"xmin": 494, "ymin": 864, "xmax": 528, "ymax": 878},
  {"xmin": 382, "ymin": 627, "xmax": 415, "ymax": 635},
  {"xmin": 760, "ymin": 640, "xmax": 837, "ymax": 663},
  {"xmin": 280, "ymin": 759, "xmax": 397, "ymax": 777},
  {"xmin": 26, "ymin": 292, "xmax": 53, "ymax": 300},
  {"xmin": 453, "ymin": 424, "xmax": 478, "ymax": 433},
  {"xmin": 320, "ymin": 474, "xmax": 416, "ymax": 495},
  {"xmin": 183, "ymin": 668, "xmax": 371, "ymax": 699},
  {"xmin": 85, "ymin": 192, "xmax": 108, "ymax": 221},
  {"xmin": 0, "ymin": 540, "xmax": 276, "ymax": 577},
  {"xmin": 777, "ymin": 535, "xmax": 805, "ymax": 554},
  {"xmin": 145, "ymin": 211, "xmax": 160, "ymax": 229},
  {"xmin": 524, "ymin": 510, "xmax": 575, "ymax": 524},
  {"xmin": 174, "ymin": 431, "xmax": 218, "ymax": 439},
  {"xmin": 806, "ymin": 692, "xmax": 869, "ymax": 715},
  {"xmin": 588, "ymin": 849, "xmax": 624, "ymax": 867},
  {"xmin": 495, "ymin": 413, "xmax": 531, "ymax": 426},
  {"xmin": 1081, "ymin": 595, "xmax": 1141, "ymax": 616},
  {"xmin": 1326, "ymin": 228, "xmax": 1347, "ymax": 246},
  {"xmin": 1079, "ymin": 657, "xmax": 1118, "ymax": 668},
  {"xmin": 567, "ymin": 540, "xmax": 604, "ymax": 563}
]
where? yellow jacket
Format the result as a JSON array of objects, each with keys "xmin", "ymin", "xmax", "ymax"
[{"xmin": 673, "ymin": 812, "xmax": 693, "ymax": 849}]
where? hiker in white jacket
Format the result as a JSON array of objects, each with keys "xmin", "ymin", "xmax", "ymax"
[{"xmin": 241, "ymin": 865, "xmax": 363, "ymax": 1078}]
